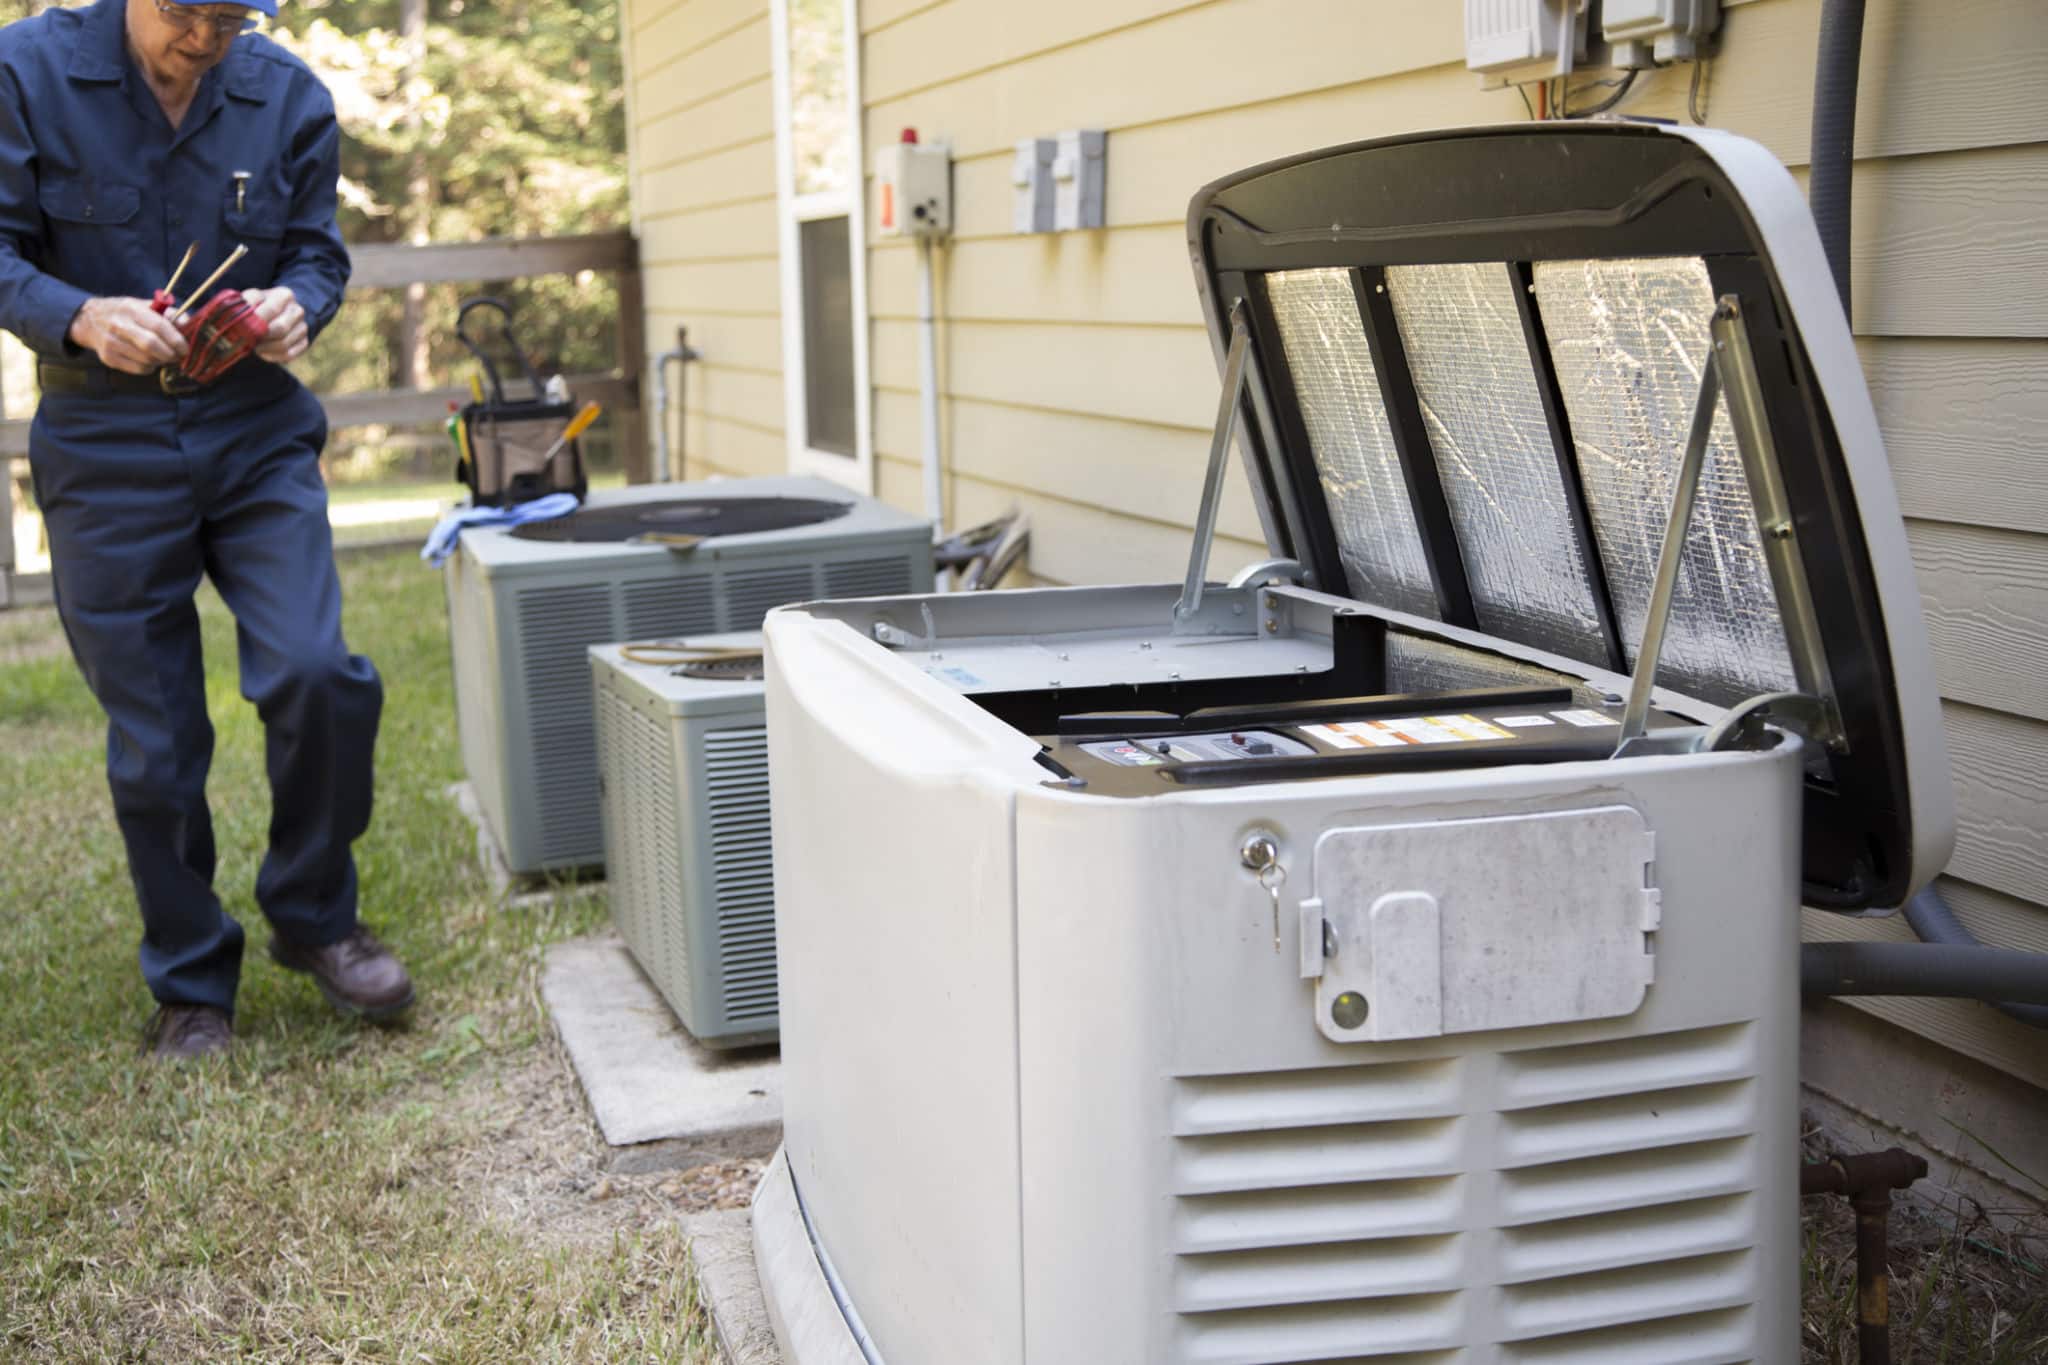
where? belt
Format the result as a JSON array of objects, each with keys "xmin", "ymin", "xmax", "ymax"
[{"xmin": 37, "ymin": 362, "xmax": 195, "ymax": 398}]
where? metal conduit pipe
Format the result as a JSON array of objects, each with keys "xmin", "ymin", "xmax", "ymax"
[
  {"xmin": 1801, "ymin": 941, "xmax": 2048, "ymax": 1006},
  {"xmin": 1903, "ymin": 887, "xmax": 2048, "ymax": 1027},
  {"xmin": 1810, "ymin": 0, "xmax": 1866, "ymax": 319}
]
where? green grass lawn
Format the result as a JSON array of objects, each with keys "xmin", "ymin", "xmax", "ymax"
[{"xmin": 0, "ymin": 549, "xmax": 717, "ymax": 1362}]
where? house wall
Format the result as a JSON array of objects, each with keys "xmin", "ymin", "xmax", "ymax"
[{"xmin": 620, "ymin": 0, "xmax": 2048, "ymax": 1118}]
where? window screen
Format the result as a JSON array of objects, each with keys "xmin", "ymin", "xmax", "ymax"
[
  {"xmin": 1263, "ymin": 269, "xmax": 1437, "ymax": 619},
  {"xmin": 800, "ymin": 215, "xmax": 855, "ymax": 457},
  {"xmin": 1385, "ymin": 263, "xmax": 1606, "ymax": 661},
  {"xmin": 1533, "ymin": 257, "xmax": 1796, "ymax": 705}
]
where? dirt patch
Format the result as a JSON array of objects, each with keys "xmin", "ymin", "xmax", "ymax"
[{"xmin": 438, "ymin": 1022, "xmax": 765, "ymax": 1248}]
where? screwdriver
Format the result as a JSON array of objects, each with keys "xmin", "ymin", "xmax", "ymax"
[{"xmin": 539, "ymin": 401, "xmax": 602, "ymax": 464}]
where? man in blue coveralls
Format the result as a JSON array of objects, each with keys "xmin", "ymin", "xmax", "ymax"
[{"xmin": 0, "ymin": 0, "xmax": 414, "ymax": 1058}]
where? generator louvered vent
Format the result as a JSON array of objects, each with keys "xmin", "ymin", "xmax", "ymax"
[
  {"xmin": 1168, "ymin": 1022, "xmax": 1761, "ymax": 1358},
  {"xmin": 510, "ymin": 496, "xmax": 852, "ymax": 543},
  {"xmin": 704, "ymin": 726, "xmax": 777, "ymax": 1026}
]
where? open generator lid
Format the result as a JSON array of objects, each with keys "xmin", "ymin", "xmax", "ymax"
[{"xmin": 1184, "ymin": 122, "xmax": 1951, "ymax": 911}]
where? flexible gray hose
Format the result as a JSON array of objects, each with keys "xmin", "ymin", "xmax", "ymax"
[
  {"xmin": 1801, "ymin": 941, "xmax": 2048, "ymax": 1007},
  {"xmin": 1903, "ymin": 887, "xmax": 2048, "ymax": 1027},
  {"xmin": 1810, "ymin": 0, "xmax": 1866, "ymax": 320}
]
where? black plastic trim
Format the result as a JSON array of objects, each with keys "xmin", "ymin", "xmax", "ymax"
[
  {"xmin": 1236, "ymin": 272, "xmax": 1344, "ymax": 594},
  {"xmin": 1510, "ymin": 259, "xmax": 1628, "ymax": 674},
  {"xmin": 1352, "ymin": 266, "xmax": 1479, "ymax": 628}
]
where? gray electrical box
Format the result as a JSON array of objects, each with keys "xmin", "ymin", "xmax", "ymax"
[
  {"xmin": 1012, "ymin": 137, "xmax": 1056, "ymax": 234},
  {"xmin": 1603, "ymin": 0, "xmax": 1720, "ymax": 66},
  {"xmin": 1052, "ymin": 129, "xmax": 1106, "ymax": 231}
]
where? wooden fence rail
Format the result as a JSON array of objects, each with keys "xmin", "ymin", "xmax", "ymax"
[{"xmin": 2, "ymin": 230, "xmax": 645, "ymax": 606}]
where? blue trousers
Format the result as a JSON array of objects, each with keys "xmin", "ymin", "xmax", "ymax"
[{"xmin": 29, "ymin": 377, "xmax": 381, "ymax": 1015}]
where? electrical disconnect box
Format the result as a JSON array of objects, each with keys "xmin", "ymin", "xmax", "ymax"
[
  {"xmin": 1012, "ymin": 137, "xmax": 1056, "ymax": 234},
  {"xmin": 1602, "ymin": 0, "xmax": 1720, "ymax": 66},
  {"xmin": 1464, "ymin": 0, "xmax": 1587, "ymax": 85},
  {"xmin": 876, "ymin": 130, "xmax": 952, "ymax": 239},
  {"xmin": 1052, "ymin": 129, "xmax": 1106, "ymax": 231}
]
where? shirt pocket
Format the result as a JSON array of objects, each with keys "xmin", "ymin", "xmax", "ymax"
[
  {"xmin": 39, "ymin": 176, "xmax": 142, "ymax": 228},
  {"xmin": 220, "ymin": 180, "xmax": 290, "ymax": 287},
  {"xmin": 36, "ymin": 177, "xmax": 144, "ymax": 300}
]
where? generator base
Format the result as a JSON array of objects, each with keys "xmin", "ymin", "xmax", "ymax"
[{"xmin": 752, "ymin": 1149, "xmax": 874, "ymax": 1365}]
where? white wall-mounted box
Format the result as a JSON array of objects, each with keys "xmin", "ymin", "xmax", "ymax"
[{"xmin": 876, "ymin": 135, "xmax": 952, "ymax": 239}]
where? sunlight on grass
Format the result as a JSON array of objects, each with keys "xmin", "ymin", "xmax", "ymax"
[{"xmin": 0, "ymin": 550, "xmax": 716, "ymax": 1361}]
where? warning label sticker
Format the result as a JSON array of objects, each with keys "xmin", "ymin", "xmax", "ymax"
[
  {"xmin": 1303, "ymin": 713, "xmax": 1512, "ymax": 749},
  {"xmin": 1552, "ymin": 708, "xmax": 1619, "ymax": 728},
  {"xmin": 1496, "ymin": 714, "xmax": 1555, "ymax": 728}
]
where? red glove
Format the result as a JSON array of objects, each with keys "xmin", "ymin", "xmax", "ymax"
[{"xmin": 150, "ymin": 290, "xmax": 269, "ymax": 386}]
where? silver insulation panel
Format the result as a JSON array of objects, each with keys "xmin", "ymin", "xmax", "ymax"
[
  {"xmin": 1385, "ymin": 263, "xmax": 1606, "ymax": 661},
  {"xmin": 1264, "ymin": 269, "xmax": 1439, "ymax": 620},
  {"xmin": 1534, "ymin": 257, "xmax": 1797, "ymax": 705}
]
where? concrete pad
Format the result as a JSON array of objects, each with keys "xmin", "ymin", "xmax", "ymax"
[
  {"xmin": 542, "ymin": 933, "xmax": 782, "ymax": 1173},
  {"xmin": 684, "ymin": 1208, "xmax": 785, "ymax": 1365}
]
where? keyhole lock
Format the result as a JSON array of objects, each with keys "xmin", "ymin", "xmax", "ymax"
[{"xmin": 1239, "ymin": 831, "xmax": 1286, "ymax": 953}]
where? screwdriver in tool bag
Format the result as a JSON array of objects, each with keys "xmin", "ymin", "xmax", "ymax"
[{"xmin": 537, "ymin": 401, "xmax": 603, "ymax": 465}]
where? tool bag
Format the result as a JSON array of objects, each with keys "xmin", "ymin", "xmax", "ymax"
[{"xmin": 453, "ymin": 296, "xmax": 590, "ymax": 507}]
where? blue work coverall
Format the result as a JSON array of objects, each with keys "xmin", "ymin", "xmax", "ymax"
[{"xmin": 0, "ymin": 0, "xmax": 379, "ymax": 1016}]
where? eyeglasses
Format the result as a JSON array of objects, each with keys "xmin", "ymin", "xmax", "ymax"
[{"xmin": 151, "ymin": 0, "xmax": 261, "ymax": 40}]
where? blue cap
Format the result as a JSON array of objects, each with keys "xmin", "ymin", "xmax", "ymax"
[{"xmin": 164, "ymin": 0, "xmax": 280, "ymax": 17}]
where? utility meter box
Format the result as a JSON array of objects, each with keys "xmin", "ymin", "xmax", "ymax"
[
  {"xmin": 876, "ymin": 133, "xmax": 952, "ymax": 238},
  {"xmin": 751, "ymin": 122, "xmax": 1953, "ymax": 1365}
]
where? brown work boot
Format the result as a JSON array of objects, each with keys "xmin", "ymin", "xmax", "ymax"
[
  {"xmin": 144, "ymin": 1004, "xmax": 234, "ymax": 1060},
  {"xmin": 269, "ymin": 927, "xmax": 416, "ymax": 1020}
]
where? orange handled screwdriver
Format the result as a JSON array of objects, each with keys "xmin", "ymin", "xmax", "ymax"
[{"xmin": 539, "ymin": 401, "xmax": 602, "ymax": 464}]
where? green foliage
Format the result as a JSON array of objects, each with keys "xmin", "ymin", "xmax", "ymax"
[{"xmin": 264, "ymin": 1, "xmax": 630, "ymax": 480}]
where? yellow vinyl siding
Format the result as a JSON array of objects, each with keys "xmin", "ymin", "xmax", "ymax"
[
  {"xmin": 624, "ymin": 0, "xmax": 779, "ymax": 482},
  {"xmin": 622, "ymin": 0, "xmax": 2048, "ymax": 1089}
]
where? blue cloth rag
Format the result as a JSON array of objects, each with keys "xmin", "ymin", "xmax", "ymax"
[{"xmin": 421, "ymin": 493, "xmax": 582, "ymax": 567}]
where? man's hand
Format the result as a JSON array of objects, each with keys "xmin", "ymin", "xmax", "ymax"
[
  {"xmin": 240, "ymin": 287, "xmax": 308, "ymax": 364},
  {"xmin": 67, "ymin": 297, "xmax": 187, "ymax": 375}
]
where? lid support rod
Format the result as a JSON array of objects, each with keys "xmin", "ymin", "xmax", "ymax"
[
  {"xmin": 1618, "ymin": 348, "xmax": 1722, "ymax": 747},
  {"xmin": 1175, "ymin": 299, "xmax": 1253, "ymax": 630},
  {"xmin": 1711, "ymin": 295, "xmax": 1844, "ymax": 747}
]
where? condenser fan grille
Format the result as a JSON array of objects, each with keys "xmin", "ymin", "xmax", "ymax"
[{"xmin": 512, "ymin": 496, "xmax": 853, "ymax": 543}]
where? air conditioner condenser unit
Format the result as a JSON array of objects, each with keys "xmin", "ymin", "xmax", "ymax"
[
  {"xmin": 590, "ymin": 639, "xmax": 777, "ymax": 1048},
  {"xmin": 443, "ymin": 475, "xmax": 932, "ymax": 877},
  {"xmin": 751, "ymin": 123, "xmax": 1953, "ymax": 1365}
]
